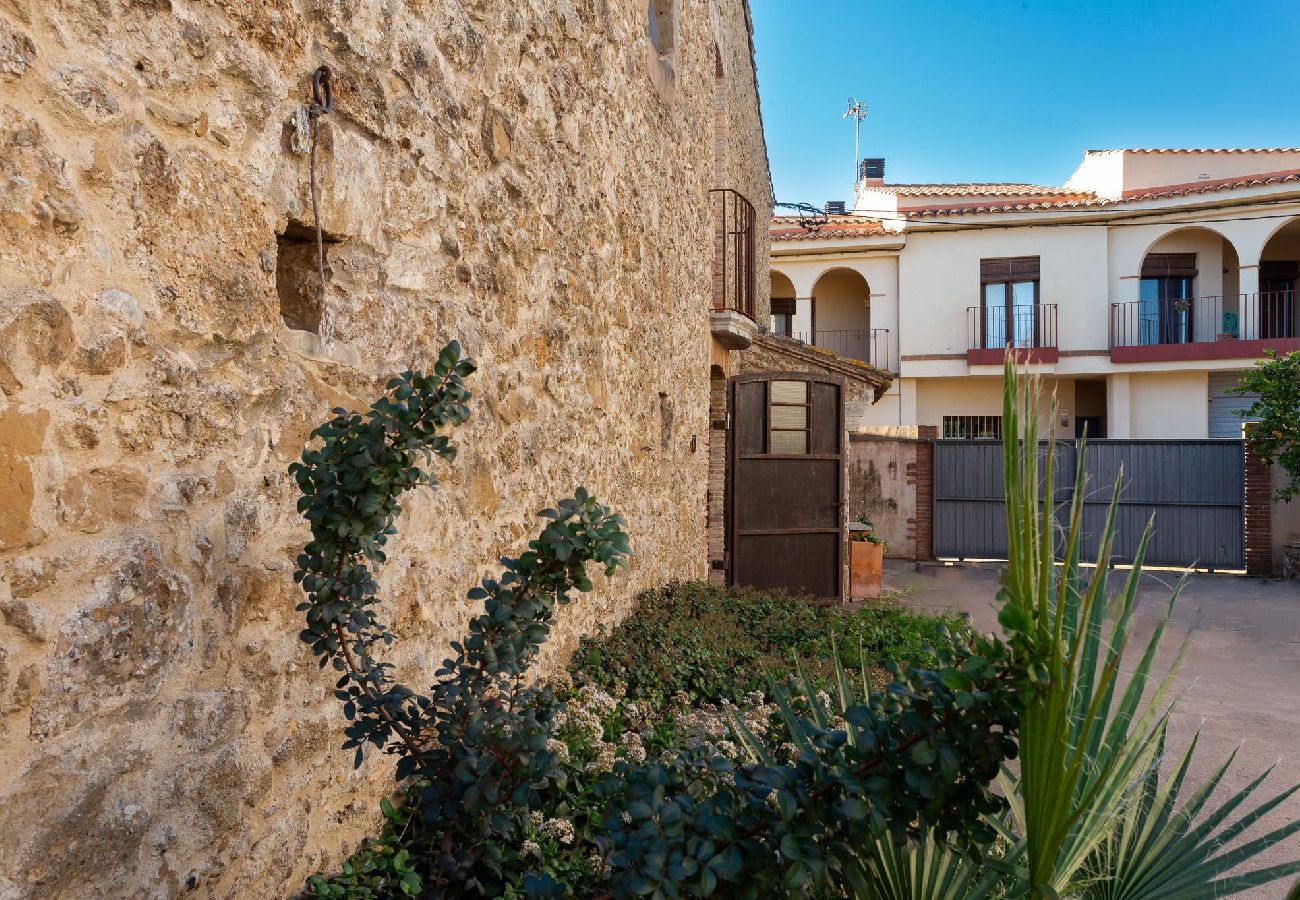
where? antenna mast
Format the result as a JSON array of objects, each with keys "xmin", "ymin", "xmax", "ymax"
[{"xmin": 843, "ymin": 98, "xmax": 869, "ymax": 194}]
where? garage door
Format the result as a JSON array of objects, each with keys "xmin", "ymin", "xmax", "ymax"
[{"xmin": 1208, "ymin": 371, "xmax": 1258, "ymax": 439}]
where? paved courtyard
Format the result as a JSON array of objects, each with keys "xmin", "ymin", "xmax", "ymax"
[{"xmin": 887, "ymin": 560, "xmax": 1300, "ymax": 894}]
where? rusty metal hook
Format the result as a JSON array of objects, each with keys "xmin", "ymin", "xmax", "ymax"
[{"xmin": 310, "ymin": 65, "xmax": 333, "ymax": 116}]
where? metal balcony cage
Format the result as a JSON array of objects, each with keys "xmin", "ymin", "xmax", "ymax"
[
  {"xmin": 966, "ymin": 303, "xmax": 1058, "ymax": 350},
  {"xmin": 710, "ymin": 188, "xmax": 756, "ymax": 321},
  {"xmin": 1110, "ymin": 292, "xmax": 1299, "ymax": 348}
]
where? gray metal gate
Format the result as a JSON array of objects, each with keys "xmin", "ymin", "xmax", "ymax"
[{"xmin": 933, "ymin": 440, "xmax": 1244, "ymax": 570}]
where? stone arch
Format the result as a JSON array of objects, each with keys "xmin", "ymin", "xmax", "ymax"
[
  {"xmin": 1121, "ymin": 226, "xmax": 1242, "ymax": 346},
  {"xmin": 1137, "ymin": 225, "xmax": 1241, "ymax": 300},
  {"xmin": 770, "ymin": 270, "xmax": 795, "ymax": 299},
  {"xmin": 1256, "ymin": 214, "xmax": 1300, "ymax": 261},
  {"xmin": 810, "ymin": 266, "xmax": 871, "ymax": 330},
  {"xmin": 808, "ymin": 267, "xmax": 873, "ymax": 361},
  {"xmin": 769, "ymin": 270, "xmax": 796, "ymax": 335},
  {"xmin": 1254, "ymin": 217, "xmax": 1300, "ymax": 339}
]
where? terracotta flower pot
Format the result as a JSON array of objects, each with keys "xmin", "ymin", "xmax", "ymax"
[{"xmin": 850, "ymin": 540, "xmax": 884, "ymax": 600}]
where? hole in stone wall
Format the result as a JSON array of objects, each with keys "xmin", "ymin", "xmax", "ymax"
[
  {"xmin": 659, "ymin": 391, "xmax": 674, "ymax": 450},
  {"xmin": 275, "ymin": 221, "xmax": 341, "ymax": 334},
  {"xmin": 647, "ymin": 0, "xmax": 675, "ymax": 57}
]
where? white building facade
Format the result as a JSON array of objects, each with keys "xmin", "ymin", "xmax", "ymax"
[{"xmin": 770, "ymin": 149, "xmax": 1300, "ymax": 441}]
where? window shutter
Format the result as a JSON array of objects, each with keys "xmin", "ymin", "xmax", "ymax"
[
  {"xmin": 981, "ymin": 256, "xmax": 1040, "ymax": 283},
  {"xmin": 771, "ymin": 298, "xmax": 796, "ymax": 315},
  {"xmin": 1260, "ymin": 260, "xmax": 1299, "ymax": 280},
  {"xmin": 1141, "ymin": 253, "xmax": 1197, "ymax": 278}
]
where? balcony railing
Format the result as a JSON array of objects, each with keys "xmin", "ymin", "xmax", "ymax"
[
  {"xmin": 710, "ymin": 188, "xmax": 755, "ymax": 321},
  {"xmin": 966, "ymin": 303, "xmax": 1058, "ymax": 355},
  {"xmin": 788, "ymin": 327, "xmax": 890, "ymax": 368},
  {"xmin": 1111, "ymin": 292, "xmax": 1299, "ymax": 348}
]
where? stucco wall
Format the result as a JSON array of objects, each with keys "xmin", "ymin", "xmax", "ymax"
[
  {"xmin": 914, "ymin": 376, "xmax": 1076, "ymax": 441},
  {"xmin": 0, "ymin": 1, "xmax": 769, "ymax": 897},
  {"xmin": 846, "ymin": 435, "xmax": 918, "ymax": 559},
  {"xmin": 899, "ymin": 226, "xmax": 1112, "ymax": 359},
  {"xmin": 1273, "ymin": 466, "xmax": 1300, "ymax": 573},
  {"xmin": 1125, "ymin": 371, "xmax": 1210, "ymax": 439}
]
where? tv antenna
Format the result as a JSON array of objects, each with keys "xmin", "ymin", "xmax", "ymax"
[{"xmin": 843, "ymin": 98, "xmax": 869, "ymax": 190}]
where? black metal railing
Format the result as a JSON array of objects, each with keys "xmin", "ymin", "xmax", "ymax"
[
  {"xmin": 966, "ymin": 303, "xmax": 1058, "ymax": 350},
  {"xmin": 709, "ymin": 188, "xmax": 756, "ymax": 321},
  {"xmin": 790, "ymin": 327, "xmax": 890, "ymax": 368},
  {"xmin": 1110, "ymin": 293, "xmax": 1300, "ymax": 347},
  {"xmin": 1244, "ymin": 291, "xmax": 1298, "ymax": 340}
]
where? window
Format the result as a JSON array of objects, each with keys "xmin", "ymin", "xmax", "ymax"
[
  {"xmin": 771, "ymin": 298, "xmax": 795, "ymax": 336},
  {"xmin": 943, "ymin": 415, "xmax": 1002, "ymax": 440},
  {"xmin": 980, "ymin": 257, "xmax": 1040, "ymax": 349},
  {"xmin": 1138, "ymin": 253, "xmax": 1196, "ymax": 345},
  {"xmin": 769, "ymin": 379, "xmax": 809, "ymax": 454}
]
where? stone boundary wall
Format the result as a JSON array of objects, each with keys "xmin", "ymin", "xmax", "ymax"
[
  {"xmin": 0, "ymin": 1, "xmax": 771, "ymax": 896},
  {"xmin": 846, "ymin": 428, "xmax": 936, "ymax": 562}
]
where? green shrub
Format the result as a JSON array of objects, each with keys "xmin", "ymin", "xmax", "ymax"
[
  {"xmin": 294, "ymin": 342, "xmax": 1023, "ymax": 898},
  {"xmin": 570, "ymin": 581, "xmax": 966, "ymax": 714},
  {"xmin": 1231, "ymin": 349, "xmax": 1300, "ymax": 500},
  {"xmin": 296, "ymin": 347, "xmax": 1299, "ymax": 898}
]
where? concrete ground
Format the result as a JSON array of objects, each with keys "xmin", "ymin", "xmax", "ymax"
[{"xmin": 885, "ymin": 559, "xmax": 1300, "ymax": 897}]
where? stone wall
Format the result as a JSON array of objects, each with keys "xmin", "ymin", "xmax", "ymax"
[
  {"xmin": 0, "ymin": 1, "xmax": 770, "ymax": 896},
  {"xmin": 846, "ymin": 435, "xmax": 919, "ymax": 559}
]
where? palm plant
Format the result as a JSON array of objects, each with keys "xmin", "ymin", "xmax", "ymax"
[
  {"xmin": 740, "ymin": 365, "xmax": 1300, "ymax": 898},
  {"xmin": 999, "ymin": 366, "xmax": 1300, "ymax": 897}
]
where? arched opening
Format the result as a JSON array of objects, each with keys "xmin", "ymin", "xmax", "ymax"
[
  {"xmin": 1256, "ymin": 217, "xmax": 1300, "ymax": 339},
  {"xmin": 770, "ymin": 270, "xmax": 795, "ymax": 336},
  {"xmin": 1122, "ymin": 227, "xmax": 1240, "ymax": 347},
  {"xmin": 809, "ymin": 267, "xmax": 876, "ymax": 364}
]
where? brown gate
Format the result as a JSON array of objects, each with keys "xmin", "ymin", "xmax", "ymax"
[{"xmin": 729, "ymin": 372, "xmax": 845, "ymax": 598}]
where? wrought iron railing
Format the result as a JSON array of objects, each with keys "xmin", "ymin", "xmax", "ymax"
[
  {"xmin": 966, "ymin": 303, "xmax": 1058, "ymax": 350},
  {"xmin": 789, "ymin": 327, "xmax": 890, "ymax": 368},
  {"xmin": 709, "ymin": 188, "xmax": 755, "ymax": 321},
  {"xmin": 1110, "ymin": 293, "xmax": 1298, "ymax": 347}
]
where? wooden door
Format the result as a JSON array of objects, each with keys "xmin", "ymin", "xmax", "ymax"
[{"xmin": 729, "ymin": 373, "xmax": 845, "ymax": 599}]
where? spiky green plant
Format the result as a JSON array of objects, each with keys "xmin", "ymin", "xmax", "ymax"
[
  {"xmin": 998, "ymin": 364, "xmax": 1300, "ymax": 897},
  {"xmin": 737, "ymin": 364, "xmax": 1300, "ymax": 898},
  {"xmin": 1078, "ymin": 729, "xmax": 1300, "ymax": 898}
]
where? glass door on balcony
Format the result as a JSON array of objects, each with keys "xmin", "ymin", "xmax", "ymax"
[
  {"xmin": 1138, "ymin": 276, "xmax": 1193, "ymax": 345},
  {"xmin": 982, "ymin": 280, "xmax": 1038, "ymax": 349},
  {"xmin": 980, "ymin": 256, "xmax": 1040, "ymax": 350}
]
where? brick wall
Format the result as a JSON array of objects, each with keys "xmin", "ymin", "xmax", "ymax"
[
  {"xmin": 1244, "ymin": 434, "xmax": 1274, "ymax": 576},
  {"xmin": 707, "ymin": 370, "xmax": 728, "ymax": 584},
  {"xmin": 914, "ymin": 426, "xmax": 937, "ymax": 561}
]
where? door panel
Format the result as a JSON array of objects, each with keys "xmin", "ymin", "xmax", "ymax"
[{"xmin": 729, "ymin": 373, "xmax": 844, "ymax": 599}]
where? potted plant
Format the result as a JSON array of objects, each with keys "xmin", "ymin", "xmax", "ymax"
[{"xmin": 848, "ymin": 516, "xmax": 885, "ymax": 600}]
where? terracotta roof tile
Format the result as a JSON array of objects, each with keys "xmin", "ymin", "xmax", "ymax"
[
  {"xmin": 868, "ymin": 183, "xmax": 1089, "ymax": 198},
  {"xmin": 903, "ymin": 168, "xmax": 1300, "ymax": 217},
  {"xmin": 1087, "ymin": 147, "xmax": 1300, "ymax": 154},
  {"xmin": 770, "ymin": 215, "xmax": 888, "ymax": 241}
]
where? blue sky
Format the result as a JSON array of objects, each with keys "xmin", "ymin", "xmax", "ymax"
[{"xmin": 751, "ymin": 0, "xmax": 1300, "ymax": 207}]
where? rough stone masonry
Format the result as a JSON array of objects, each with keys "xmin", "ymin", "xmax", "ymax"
[{"xmin": 0, "ymin": 0, "xmax": 771, "ymax": 895}]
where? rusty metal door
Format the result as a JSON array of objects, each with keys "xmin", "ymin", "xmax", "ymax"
[{"xmin": 729, "ymin": 373, "xmax": 845, "ymax": 598}]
